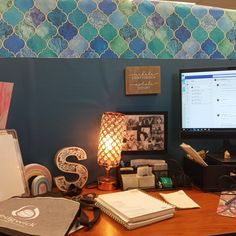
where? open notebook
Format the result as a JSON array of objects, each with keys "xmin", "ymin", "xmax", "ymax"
[{"xmin": 95, "ymin": 189, "xmax": 175, "ymax": 230}]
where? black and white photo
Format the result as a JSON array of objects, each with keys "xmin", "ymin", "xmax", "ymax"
[{"xmin": 122, "ymin": 112, "xmax": 167, "ymax": 153}]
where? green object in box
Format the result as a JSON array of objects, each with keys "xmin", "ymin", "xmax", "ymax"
[{"xmin": 160, "ymin": 177, "xmax": 172, "ymax": 188}]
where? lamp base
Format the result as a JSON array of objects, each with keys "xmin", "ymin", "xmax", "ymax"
[{"xmin": 97, "ymin": 176, "xmax": 117, "ymax": 190}]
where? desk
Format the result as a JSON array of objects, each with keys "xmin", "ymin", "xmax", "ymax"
[{"xmin": 71, "ymin": 188, "xmax": 235, "ymax": 236}]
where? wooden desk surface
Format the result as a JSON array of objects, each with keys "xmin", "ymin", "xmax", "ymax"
[{"xmin": 71, "ymin": 188, "xmax": 235, "ymax": 236}]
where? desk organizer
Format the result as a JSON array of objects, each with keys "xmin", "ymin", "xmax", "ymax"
[
  {"xmin": 183, "ymin": 156, "xmax": 236, "ymax": 192},
  {"xmin": 118, "ymin": 159, "xmax": 192, "ymax": 191}
]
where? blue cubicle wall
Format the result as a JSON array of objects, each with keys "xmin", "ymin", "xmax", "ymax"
[{"xmin": 2, "ymin": 58, "xmax": 236, "ymax": 183}]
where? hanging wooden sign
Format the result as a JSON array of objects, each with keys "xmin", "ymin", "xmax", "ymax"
[{"xmin": 125, "ymin": 66, "xmax": 161, "ymax": 95}]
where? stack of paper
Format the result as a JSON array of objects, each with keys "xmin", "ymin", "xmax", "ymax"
[
  {"xmin": 180, "ymin": 142, "xmax": 208, "ymax": 167},
  {"xmin": 159, "ymin": 190, "xmax": 200, "ymax": 209},
  {"xmin": 95, "ymin": 189, "xmax": 175, "ymax": 230}
]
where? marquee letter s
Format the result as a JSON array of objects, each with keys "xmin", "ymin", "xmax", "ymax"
[{"xmin": 54, "ymin": 146, "xmax": 88, "ymax": 191}]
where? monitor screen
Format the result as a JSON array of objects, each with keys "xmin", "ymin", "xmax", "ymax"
[{"xmin": 180, "ymin": 67, "xmax": 236, "ymax": 139}]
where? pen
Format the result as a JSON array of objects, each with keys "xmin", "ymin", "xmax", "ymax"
[{"xmin": 225, "ymin": 195, "xmax": 236, "ymax": 205}]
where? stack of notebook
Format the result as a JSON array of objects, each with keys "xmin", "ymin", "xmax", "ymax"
[{"xmin": 95, "ymin": 189, "xmax": 175, "ymax": 230}]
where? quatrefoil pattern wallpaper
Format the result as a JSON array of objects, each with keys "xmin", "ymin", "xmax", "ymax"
[{"xmin": 0, "ymin": 0, "xmax": 236, "ymax": 59}]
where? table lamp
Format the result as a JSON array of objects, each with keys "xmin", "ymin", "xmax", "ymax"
[{"xmin": 97, "ymin": 112, "xmax": 125, "ymax": 190}]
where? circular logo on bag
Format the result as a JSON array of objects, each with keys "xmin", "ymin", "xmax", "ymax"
[{"xmin": 12, "ymin": 205, "xmax": 40, "ymax": 220}]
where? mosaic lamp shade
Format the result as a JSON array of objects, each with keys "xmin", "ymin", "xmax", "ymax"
[{"xmin": 97, "ymin": 112, "xmax": 125, "ymax": 190}]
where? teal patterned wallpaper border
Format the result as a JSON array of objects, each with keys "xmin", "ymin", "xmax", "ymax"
[{"xmin": 0, "ymin": 0, "xmax": 236, "ymax": 59}]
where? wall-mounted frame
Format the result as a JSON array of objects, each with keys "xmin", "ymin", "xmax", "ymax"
[
  {"xmin": 122, "ymin": 112, "xmax": 168, "ymax": 153},
  {"xmin": 125, "ymin": 66, "xmax": 161, "ymax": 95}
]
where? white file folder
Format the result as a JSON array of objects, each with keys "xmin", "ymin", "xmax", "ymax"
[{"xmin": 0, "ymin": 129, "xmax": 29, "ymax": 201}]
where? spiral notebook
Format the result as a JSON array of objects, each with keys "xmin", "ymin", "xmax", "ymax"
[{"xmin": 95, "ymin": 189, "xmax": 175, "ymax": 230}]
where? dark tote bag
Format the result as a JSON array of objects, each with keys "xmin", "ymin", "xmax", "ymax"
[{"xmin": 0, "ymin": 195, "xmax": 100, "ymax": 236}]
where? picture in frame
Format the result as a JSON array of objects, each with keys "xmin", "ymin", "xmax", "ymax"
[{"xmin": 122, "ymin": 112, "xmax": 167, "ymax": 153}]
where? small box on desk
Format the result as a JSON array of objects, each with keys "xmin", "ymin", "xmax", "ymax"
[
  {"xmin": 207, "ymin": 154, "xmax": 236, "ymax": 165},
  {"xmin": 183, "ymin": 156, "xmax": 236, "ymax": 192}
]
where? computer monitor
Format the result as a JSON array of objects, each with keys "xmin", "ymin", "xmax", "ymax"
[{"xmin": 180, "ymin": 66, "xmax": 236, "ymax": 150}]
